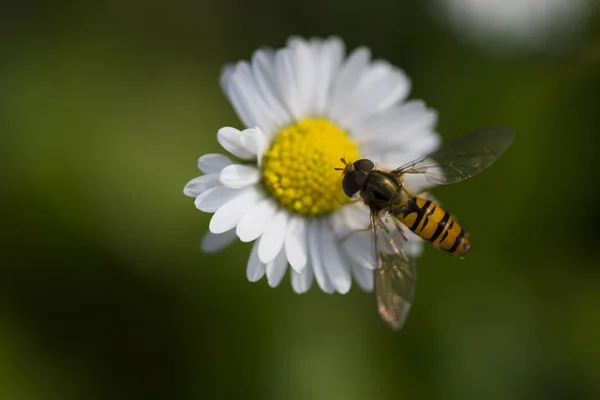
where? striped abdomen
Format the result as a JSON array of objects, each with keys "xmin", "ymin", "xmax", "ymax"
[{"xmin": 394, "ymin": 196, "xmax": 470, "ymax": 256}]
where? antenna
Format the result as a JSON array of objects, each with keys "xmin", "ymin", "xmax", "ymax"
[{"xmin": 334, "ymin": 157, "xmax": 348, "ymax": 171}]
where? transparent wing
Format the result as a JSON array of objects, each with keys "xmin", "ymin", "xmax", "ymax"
[
  {"xmin": 391, "ymin": 127, "xmax": 515, "ymax": 189},
  {"xmin": 371, "ymin": 214, "xmax": 417, "ymax": 331}
]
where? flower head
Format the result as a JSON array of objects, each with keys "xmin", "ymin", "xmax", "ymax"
[{"xmin": 184, "ymin": 36, "xmax": 440, "ymax": 294}]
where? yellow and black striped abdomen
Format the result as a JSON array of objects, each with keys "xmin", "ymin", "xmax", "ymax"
[{"xmin": 394, "ymin": 196, "xmax": 470, "ymax": 256}]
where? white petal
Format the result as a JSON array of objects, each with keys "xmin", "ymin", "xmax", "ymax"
[
  {"xmin": 236, "ymin": 198, "xmax": 277, "ymax": 242},
  {"xmin": 371, "ymin": 138, "xmax": 440, "ymax": 194},
  {"xmin": 373, "ymin": 135, "xmax": 440, "ymax": 182},
  {"xmin": 240, "ymin": 128, "xmax": 269, "ymax": 166},
  {"xmin": 209, "ymin": 187, "xmax": 261, "ymax": 234},
  {"xmin": 359, "ymin": 61, "xmax": 410, "ymax": 108},
  {"xmin": 194, "ymin": 185, "xmax": 239, "ymax": 213},
  {"xmin": 274, "ymin": 49, "xmax": 302, "ymax": 120},
  {"xmin": 201, "ymin": 229, "xmax": 237, "ymax": 253},
  {"xmin": 251, "ymin": 50, "xmax": 289, "ymax": 129},
  {"xmin": 246, "ymin": 240, "xmax": 265, "ymax": 282},
  {"xmin": 291, "ymin": 266, "xmax": 314, "ymax": 294},
  {"xmin": 405, "ymin": 132, "xmax": 441, "ymax": 154},
  {"xmin": 308, "ymin": 219, "xmax": 334, "ymax": 293},
  {"xmin": 219, "ymin": 164, "xmax": 260, "ymax": 189},
  {"xmin": 329, "ymin": 211, "xmax": 352, "ymax": 238},
  {"xmin": 217, "ymin": 127, "xmax": 255, "ymax": 159},
  {"xmin": 266, "ymin": 248, "xmax": 288, "ymax": 287},
  {"xmin": 371, "ymin": 64, "xmax": 410, "ymax": 112},
  {"xmin": 232, "ymin": 62, "xmax": 274, "ymax": 132},
  {"xmin": 368, "ymin": 134, "xmax": 440, "ymax": 162},
  {"xmin": 320, "ymin": 222, "xmax": 351, "ymax": 294},
  {"xmin": 350, "ymin": 261, "xmax": 374, "ymax": 292},
  {"xmin": 220, "ymin": 64, "xmax": 253, "ymax": 129},
  {"xmin": 183, "ymin": 174, "xmax": 220, "ymax": 198},
  {"xmin": 197, "ymin": 154, "xmax": 234, "ymax": 174},
  {"xmin": 342, "ymin": 230, "xmax": 377, "ymax": 270},
  {"xmin": 342, "ymin": 61, "xmax": 411, "ymax": 127},
  {"xmin": 284, "ymin": 216, "xmax": 307, "ymax": 273},
  {"xmin": 221, "ymin": 62, "xmax": 276, "ymax": 133},
  {"xmin": 368, "ymin": 150, "xmax": 420, "ymax": 171},
  {"xmin": 220, "ymin": 63, "xmax": 235, "ymax": 89},
  {"xmin": 286, "ymin": 36, "xmax": 316, "ymax": 117},
  {"xmin": 328, "ymin": 47, "xmax": 371, "ymax": 121},
  {"xmin": 258, "ymin": 210, "xmax": 289, "ymax": 263},
  {"xmin": 312, "ymin": 36, "xmax": 345, "ymax": 115},
  {"xmin": 357, "ymin": 100, "xmax": 438, "ymax": 145},
  {"xmin": 340, "ymin": 203, "xmax": 371, "ymax": 231}
]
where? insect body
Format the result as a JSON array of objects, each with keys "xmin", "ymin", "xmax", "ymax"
[
  {"xmin": 395, "ymin": 196, "xmax": 469, "ymax": 256},
  {"xmin": 358, "ymin": 169, "xmax": 470, "ymax": 256},
  {"xmin": 339, "ymin": 127, "xmax": 515, "ymax": 330}
]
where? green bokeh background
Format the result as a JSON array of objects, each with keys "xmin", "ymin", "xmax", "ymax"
[{"xmin": 2, "ymin": 1, "xmax": 600, "ymax": 399}]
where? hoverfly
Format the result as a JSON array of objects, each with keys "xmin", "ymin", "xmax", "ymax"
[{"xmin": 337, "ymin": 127, "xmax": 515, "ymax": 330}]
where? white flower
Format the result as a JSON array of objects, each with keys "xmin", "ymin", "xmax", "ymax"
[
  {"xmin": 184, "ymin": 36, "xmax": 440, "ymax": 294},
  {"xmin": 431, "ymin": 0, "xmax": 593, "ymax": 52}
]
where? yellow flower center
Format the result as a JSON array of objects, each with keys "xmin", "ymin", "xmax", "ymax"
[{"xmin": 262, "ymin": 118, "xmax": 360, "ymax": 216}]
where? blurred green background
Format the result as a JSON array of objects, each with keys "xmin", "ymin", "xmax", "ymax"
[{"xmin": 2, "ymin": 0, "xmax": 600, "ymax": 399}]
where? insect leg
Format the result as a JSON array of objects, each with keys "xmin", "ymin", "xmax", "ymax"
[
  {"xmin": 392, "ymin": 218, "xmax": 408, "ymax": 241},
  {"xmin": 370, "ymin": 212, "xmax": 381, "ymax": 269}
]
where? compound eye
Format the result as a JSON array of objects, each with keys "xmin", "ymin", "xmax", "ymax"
[
  {"xmin": 342, "ymin": 171, "xmax": 366, "ymax": 197},
  {"xmin": 353, "ymin": 159, "xmax": 374, "ymax": 173}
]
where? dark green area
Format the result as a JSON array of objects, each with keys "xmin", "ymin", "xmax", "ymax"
[{"xmin": 1, "ymin": 1, "xmax": 599, "ymax": 399}]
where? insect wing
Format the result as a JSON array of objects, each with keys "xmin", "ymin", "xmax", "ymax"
[
  {"xmin": 372, "ymin": 217, "xmax": 417, "ymax": 331},
  {"xmin": 392, "ymin": 127, "xmax": 515, "ymax": 189}
]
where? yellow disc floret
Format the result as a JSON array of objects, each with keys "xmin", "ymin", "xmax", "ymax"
[{"xmin": 262, "ymin": 118, "xmax": 360, "ymax": 216}]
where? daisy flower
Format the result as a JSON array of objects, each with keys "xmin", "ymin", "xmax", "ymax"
[
  {"xmin": 184, "ymin": 36, "xmax": 440, "ymax": 294},
  {"xmin": 431, "ymin": 0, "xmax": 593, "ymax": 52}
]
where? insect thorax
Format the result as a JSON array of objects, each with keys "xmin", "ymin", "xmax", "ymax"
[{"xmin": 361, "ymin": 170, "xmax": 407, "ymax": 211}]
